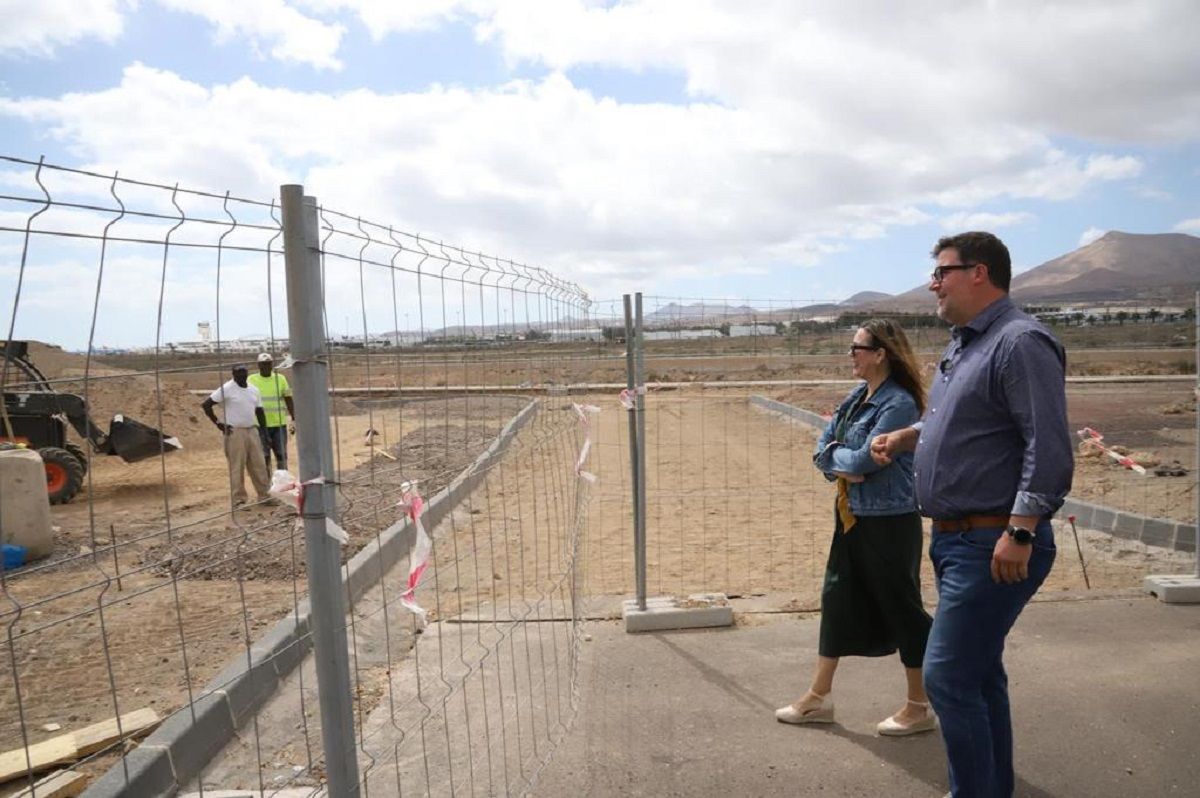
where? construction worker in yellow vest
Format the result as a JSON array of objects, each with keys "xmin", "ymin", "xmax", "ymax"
[{"xmin": 249, "ymin": 352, "xmax": 295, "ymax": 472}]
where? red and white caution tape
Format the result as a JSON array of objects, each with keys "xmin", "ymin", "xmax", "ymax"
[
  {"xmin": 572, "ymin": 403, "xmax": 600, "ymax": 483},
  {"xmin": 1077, "ymin": 427, "xmax": 1147, "ymax": 475},
  {"xmin": 618, "ymin": 384, "xmax": 647, "ymax": 411},
  {"xmin": 268, "ymin": 470, "xmax": 350, "ymax": 543},
  {"xmin": 397, "ymin": 480, "xmax": 432, "ymax": 625}
]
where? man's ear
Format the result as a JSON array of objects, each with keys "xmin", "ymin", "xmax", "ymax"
[{"xmin": 972, "ymin": 262, "xmax": 990, "ymax": 286}]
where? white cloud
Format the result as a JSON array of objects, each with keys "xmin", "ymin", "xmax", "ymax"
[
  {"xmin": 0, "ymin": 0, "xmax": 128, "ymax": 56},
  {"xmin": 0, "ymin": 0, "xmax": 344, "ymax": 69},
  {"xmin": 1079, "ymin": 227, "xmax": 1106, "ymax": 246},
  {"xmin": 0, "ymin": 61, "xmax": 1156, "ymax": 298},
  {"xmin": 157, "ymin": 0, "xmax": 345, "ymax": 70},
  {"xmin": 1174, "ymin": 218, "xmax": 1200, "ymax": 234},
  {"xmin": 939, "ymin": 211, "xmax": 1035, "ymax": 231}
]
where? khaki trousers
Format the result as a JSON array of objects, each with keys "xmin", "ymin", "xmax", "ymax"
[{"xmin": 225, "ymin": 426, "xmax": 270, "ymax": 503}]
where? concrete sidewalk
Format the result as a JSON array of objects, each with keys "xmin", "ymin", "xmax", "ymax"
[{"xmin": 532, "ymin": 593, "xmax": 1200, "ymax": 797}]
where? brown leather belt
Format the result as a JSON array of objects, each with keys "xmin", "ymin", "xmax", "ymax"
[{"xmin": 930, "ymin": 515, "xmax": 1009, "ymax": 533}]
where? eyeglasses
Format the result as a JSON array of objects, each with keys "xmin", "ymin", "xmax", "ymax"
[
  {"xmin": 848, "ymin": 344, "xmax": 880, "ymax": 355},
  {"xmin": 930, "ymin": 263, "xmax": 976, "ymax": 283}
]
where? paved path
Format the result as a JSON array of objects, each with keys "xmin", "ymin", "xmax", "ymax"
[{"xmin": 533, "ymin": 593, "xmax": 1200, "ymax": 797}]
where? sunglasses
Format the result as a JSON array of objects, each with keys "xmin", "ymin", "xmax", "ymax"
[
  {"xmin": 930, "ymin": 263, "xmax": 976, "ymax": 282},
  {"xmin": 848, "ymin": 344, "xmax": 881, "ymax": 355}
]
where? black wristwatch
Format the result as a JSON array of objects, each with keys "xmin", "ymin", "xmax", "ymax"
[{"xmin": 1005, "ymin": 525, "xmax": 1035, "ymax": 545}]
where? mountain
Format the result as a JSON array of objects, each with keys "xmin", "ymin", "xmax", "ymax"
[
  {"xmin": 863, "ymin": 231, "xmax": 1200, "ymax": 309},
  {"xmin": 643, "ymin": 302, "xmax": 757, "ymax": 325},
  {"xmin": 843, "ymin": 290, "xmax": 893, "ymax": 306},
  {"xmin": 1010, "ymin": 231, "xmax": 1200, "ymax": 302}
]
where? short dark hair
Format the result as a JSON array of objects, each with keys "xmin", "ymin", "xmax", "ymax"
[
  {"xmin": 932, "ymin": 231, "xmax": 1011, "ymax": 292},
  {"xmin": 232, "ymin": 364, "xmax": 248, "ymax": 373}
]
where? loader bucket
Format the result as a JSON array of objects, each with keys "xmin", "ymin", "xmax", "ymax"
[{"xmin": 106, "ymin": 414, "xmax": 183, "ymax": 462}]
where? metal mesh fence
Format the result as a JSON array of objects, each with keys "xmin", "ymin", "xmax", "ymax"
[
  {"xmin": 582, "ymin": 295, "xmax": 1198, "ymax": 610},
  {"xmin": 0, "ymin": 156, "xmax": 592, "ymax": 797}
]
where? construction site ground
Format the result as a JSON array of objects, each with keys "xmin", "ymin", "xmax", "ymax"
[{"xmin": 1, "ymin": 342, "xmax": 1197, "ymax": 794}]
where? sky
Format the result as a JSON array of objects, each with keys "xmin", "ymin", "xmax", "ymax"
[{"xmin": 1, "ymin": 0, "xmax": 1199, "ymax": 348}]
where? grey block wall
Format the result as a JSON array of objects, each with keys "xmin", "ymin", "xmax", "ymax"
[
  {"xmin": 750, "ymin": 395, "xmax": 1197, "ymax": 554},
  {"xmin": 82, "ymin": 398, "xmax": 540, "ymax": 798}
]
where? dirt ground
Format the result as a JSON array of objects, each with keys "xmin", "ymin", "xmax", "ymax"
[{"xmin": 1, "ymin": 342, "xmax": 1196, "ymax": 791}]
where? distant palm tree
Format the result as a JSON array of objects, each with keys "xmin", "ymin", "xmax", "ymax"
[
  {"xmin": 1147, "ymin": 308, "xmax": 1161, "ymax": 324},
  {"xmin": 1116, "ymin": 311, "xmax": 1129, "ymax": 326}
]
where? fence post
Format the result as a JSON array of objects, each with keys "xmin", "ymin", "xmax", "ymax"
[
  {"xmin": 280, "ymin": 184, "xmax": 361, "ymax": 796},
  {"xmin": 634, "ymin": 293, "xmax": 648, "ymax": 608},
  {"xmin": 623, "ymin": 295, "xmax": 646, "ymax": 610}
]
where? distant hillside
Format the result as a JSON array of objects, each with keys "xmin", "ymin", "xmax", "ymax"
[
  {"xmin": 865, "ymin": 231, "xmax": 1200, "ymax": 309},
  {"xmin": 1011, "ymin": 231, "xmax": 1200, "ymax": 302},
  {"xmin": 643, "ymin": 302, "xmax": 762, "ymax": 325},
  {"xmin": 843, "ymin": 290, "xmax": 892, "ymax": 306}
]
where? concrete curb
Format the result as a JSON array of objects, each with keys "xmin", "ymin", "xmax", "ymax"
[
  {"xmin": 749, "ymin": 394, "xmax": 1197, "ymax": 553},
  {"xmin": 83, "ymin": 398, "xmax": 540, "ymax": 798}
]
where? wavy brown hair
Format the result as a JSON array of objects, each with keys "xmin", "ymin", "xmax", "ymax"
[{"xmin": 860, "ymin": 317, "xmax": 926, "ymax": 414}]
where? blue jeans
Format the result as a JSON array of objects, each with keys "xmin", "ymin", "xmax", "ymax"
[
  {"xmin": 259, "ymin": 425, "xmax": 288, "ymax": 471},
  {"xmin": 924, "ymin": 521, "xmax": 1055, "ymax": 798}
]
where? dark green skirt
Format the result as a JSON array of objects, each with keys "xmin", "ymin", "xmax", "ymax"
[{"xmin": 818, "ymin": 507, "xmax": 931, "ymax": 668}]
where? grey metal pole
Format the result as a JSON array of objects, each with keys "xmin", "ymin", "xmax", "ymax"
[
  {"xmin": 280, "ymin": 184, "xmax": 361, "ymax": 797},
  {"xmin": 634, "ymin": 293, "xmax": 648, "ymax": 610},
  {"xmin": 623, "ymin": 295, "xmax": 644, "ymax": 610}
]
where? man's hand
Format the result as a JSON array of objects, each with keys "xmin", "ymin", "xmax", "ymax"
[
  {"xmin": 870, "ymin": 427, "xmax": 917, "ymax": 466},
  {"xmin": 991, "ymin": 533, "xmax": 1032, "ymax": 584},
  {"xmin": 288, "ymin": 421, "xmax": 296, "ymax": 435},
  {"xmin": 215, "ymin": 421, "xmax": 229, "ymax": 435}
]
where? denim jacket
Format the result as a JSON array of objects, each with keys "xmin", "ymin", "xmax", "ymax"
[{"xmin": 813, "ymin": 377, "xmax": 919, "ymax": 516}]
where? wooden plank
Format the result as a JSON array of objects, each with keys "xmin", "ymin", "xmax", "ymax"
[
  {"xmin": 0, "ymin": 709, "xmax": 159, "ymax": 784},
  {"xmin": 71, "ymin": 708, "xmax": 159, "ymax": 758},
  {"xmin": 5, "ymin": 770, "xmax": 87, "ymax": 798}
]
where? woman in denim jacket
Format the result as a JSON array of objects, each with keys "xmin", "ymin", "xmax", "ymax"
[{"xmin": 775, "ymin": 318, "xmax": 936, "ymax": 736}]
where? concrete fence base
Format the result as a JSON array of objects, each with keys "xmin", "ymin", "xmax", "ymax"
[
  {"xmin": 749, "ymin": 394, "xmax": 1196, "ymax": 554},
  {"xmin": 82, "ymin": 399, "xmax": 540, "ymax": 798}
]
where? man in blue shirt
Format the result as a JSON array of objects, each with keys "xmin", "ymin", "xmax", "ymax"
[{"xmin": 870, "ymin": 231, "xmax": 1073, "ymax": 798}]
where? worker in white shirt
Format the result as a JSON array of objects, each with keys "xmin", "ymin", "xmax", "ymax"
[{"xmin": 201, "ymin": 364, "xmax": 271, "ymax": 506}]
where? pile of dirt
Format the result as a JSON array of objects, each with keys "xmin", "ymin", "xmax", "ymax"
[
  {"xmin": 5, "ymin": 341, "xmax": 212, "ymax": 452},
  {"xmin": 141, "ymin": 422, "xmax": 505, "ymax": 582}
]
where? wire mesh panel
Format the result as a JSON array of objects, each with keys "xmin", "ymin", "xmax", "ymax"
[
  {"xmin": 584, "ymin": 295, "xmax": 1199, "ymax": 611},
  {"xmin": 0, "ymin": 156, "xmax": 594, "ymax": 798}
]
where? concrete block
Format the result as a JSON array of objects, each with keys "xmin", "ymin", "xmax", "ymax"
[
  {"xmin": 0, "ymin": 448, "xmax": 54, "ymax": 558},
  {"xmin": 1090, "ymin": 506, "xmax": 1117, "ymax": 533},
  {"xmin": 1175, "ymin": 525, "xmax": 1196, "ymax": 553},
  {"xmin": 1140, "ymin": 518, "xmax": 1175, "ymax": 549},
  {"xmin": 1144, "ymin": 574, "xmax": 1200, "ymax": 604},
  {"xmin": 251, "ymin": 618, "xmax": 309, "ymax": 678},
  {"xmin": 80, "ymin": 746, "xmax": 176, "ymax": 798},
  {"xmin": 207, "ymin": 656, "xmax": 279, "ymax": 728},
  {"xmin": 623, "ymin": 594, "xmax": 734, "ymax": 633},
  {"xmin": 1111, "ymin": 511, "xmax": 1142, "ymax": 540},
  {"xmin": 1060, "ymin": 501, "xmax": 1093, "ymax": 530},
  {"xmin": 142, "ymin": 693, "xmax": 235, "ymax": 787}
]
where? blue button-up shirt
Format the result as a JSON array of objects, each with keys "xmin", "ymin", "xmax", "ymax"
[{"xmin": 914, "ymin": 296, "xmax": 1073, "ymax": 519}]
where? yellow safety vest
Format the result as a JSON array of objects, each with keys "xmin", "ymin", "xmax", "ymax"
[{"xmin": 248, "ymin": 372, "xmax": 291, "ymax": 427}]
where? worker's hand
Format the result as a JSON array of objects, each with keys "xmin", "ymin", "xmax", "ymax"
[
  {"xmin": 215, "ymin": 422, "xmax": 228, "ymax": 435},
  {"xmin": 991, "ymin": 533, "xmax": 1032, "ymax": 584},
  {"xmin": 288, "ymin": 422, "xmax": 296, "ymax": 435}
]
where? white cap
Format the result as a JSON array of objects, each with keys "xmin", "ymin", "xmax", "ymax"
[{"xmin": 257, "ymin": 352, "xmax": 273, "ymax": 362}]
